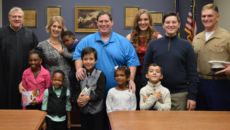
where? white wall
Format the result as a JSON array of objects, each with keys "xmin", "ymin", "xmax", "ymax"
[
  {"xmin": 214, "ymin": 0, "xmax": 230, "ymax": 32},
  {"xmin": 0, "ymin": 0, "xmax": 2, "ymax": 27}
]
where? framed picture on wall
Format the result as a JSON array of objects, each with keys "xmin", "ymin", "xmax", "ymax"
[
  {"xmin": 45, "ymin": 6, "xmax": 62, "ymax": 25},
  {"xmin": 75, "ymin": 6, "xmax": 111, "ymax": 32},
  {"xmin": 149, "ymin": 11, "xmax": 164, "ymax": 26},
  {"xmin": 123, "ymin": 6, "xmax": 140, "ymax": 29},
  {"xmin": 22, "ymin": 8, "xmax": 37, "ymax": 28}
]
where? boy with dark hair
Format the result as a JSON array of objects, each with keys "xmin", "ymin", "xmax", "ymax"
[
  {"xmin": 72, "ymin": 47, "xmax": 106, "ymax": 130},
  {"xmin": 142, "ymin": 12, "xmax": 198, "ymax": 111},
  {"xmin": 60, "ymin": 30, "xmax": 79, "ymax": 103},
  {"xmin": 42, "ymin": 69, "xmax": 71, "ymax": 130},
  {"xmin": 140, "ymin": 63, "xmax": 171, "ymax": 111}
]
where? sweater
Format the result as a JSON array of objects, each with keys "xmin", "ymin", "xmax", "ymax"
[
  {"xmin": 106, "ymin": 88, "xmax": 136, "ymax": 113},
  {"xmin": 142, "ymin": 35, "xmax": 198, "ymax": 101},
  {"xmin": 140, "ymin": 81, "xmax": 171, "ymax": 110}
]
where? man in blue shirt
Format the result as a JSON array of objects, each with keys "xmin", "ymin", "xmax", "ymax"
[{"xmin": 73, "ymin": 10, "xmax": 140, "ymax": 97}]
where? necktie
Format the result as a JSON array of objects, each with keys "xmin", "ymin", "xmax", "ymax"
[{"xmin": 87, "ymin": 72, "xmax": 90, "ymax": 79}]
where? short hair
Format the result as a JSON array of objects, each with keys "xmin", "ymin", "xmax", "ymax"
[
  {"xmin": 162, "ymin": 12, "xmax": 180, "ymax": 23},
  {"xmin": 46, "ymin": 16, "xmax": 67, "ymax": 34},
  {"xmin": 146, "ymin": 63, "xmax": 163, "ymax": 74},
  {"xmin": 8, "ymin": 7, "xmax": 24, "ymax": 16},
  {"xmin": 61, "ymin": 30, "xmax": 75, "ymax": 38},
  {"xmin": 53, "ymin": 70, "xmax": 65, "ymax": 79},
  {"xmin": 81, "ymin": 47, "xmax": 97, "ymax": 61},
  {"xmin": 96, "ymin": 10, "xmax": 113, "ymax": 22},
  {"xmin": 202, "ymin": 3, "xmax": 219, "ymax": 13},
  {"xmin": 29, "ymin": 47, "xmax": 44, "ymax": 60}
]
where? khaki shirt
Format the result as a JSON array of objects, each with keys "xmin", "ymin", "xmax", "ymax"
[{"xmin": 192, "ymin": 27, "xmax": 230, "ymax": 75}]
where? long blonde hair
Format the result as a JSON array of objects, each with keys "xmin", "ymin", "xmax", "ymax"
[{"xmin": 131, "ymin": 9, "xmax": 158, "ymax": 48}]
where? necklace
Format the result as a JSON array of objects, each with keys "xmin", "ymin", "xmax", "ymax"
[{"xmin": 49, "ymin": 39, "xmax": 60, "ymax": 45}]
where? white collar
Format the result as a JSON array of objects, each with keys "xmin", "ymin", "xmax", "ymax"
[
  {"xmin": 147, "ymin": 81, "xmax": 161, "ymax": 88},
  {"xmin": 10, "ymin": 25, "xmax": 22, "ymax": 32}
]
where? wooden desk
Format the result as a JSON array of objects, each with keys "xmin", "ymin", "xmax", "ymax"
[
  {"xmin": 108, "ymin": 111, "xmax": 230, "ymax": 130},
  {"xmin": 0, "ymin": 110, "xmax": 46, "ymax": 130}
]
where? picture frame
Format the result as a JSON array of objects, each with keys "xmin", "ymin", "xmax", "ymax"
[
  {"xmin": 123, "ymin": 6, "xmax": 140, "ymax": 29},
  {"xmin": 45, "ymin": 6, "xmax": 61, "ymax": 25},
  {"xmin": 75, "ymin": 6, "xmax": 111, "ymax": 32},
  {"xmin": 149, "ymin": 11, "xmax": 164, "ymax": 26},
  {"xmin": 22, "ymin": 8, "xmax": 37, "ymax": 28}
]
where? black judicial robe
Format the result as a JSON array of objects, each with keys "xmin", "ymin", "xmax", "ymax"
[{"xmin": 0, "ymin": 25, "xmax": 38, "ymax": 109}]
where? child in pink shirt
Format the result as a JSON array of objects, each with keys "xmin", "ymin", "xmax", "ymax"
[{"xmin": 22, "ymin": 47, "xmax": 51, "ymax": 110}]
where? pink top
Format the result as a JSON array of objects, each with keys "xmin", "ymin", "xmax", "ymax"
[{"xmin": 22, "ymin": 65, "xmax": 51, "ymax": 106}]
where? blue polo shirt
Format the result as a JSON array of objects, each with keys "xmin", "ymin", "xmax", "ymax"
[{"xmin": 73, "ymin": 31, "xmax": 140, "ymax": 97}]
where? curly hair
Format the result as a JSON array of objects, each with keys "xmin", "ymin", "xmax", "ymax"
[
  {"xmin": 131, "ymin": 9, "xmax": 158, "ymax": 49},
  {"xmin": 114, "ymin": 65, "xmax": 130, "ymax": 77}
]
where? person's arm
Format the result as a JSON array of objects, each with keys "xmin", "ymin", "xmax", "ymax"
[
  {"xmin": 75, "ymin": 59, "xmax": 86, "ymax": 81},
  {"xmin": 21, "ymin": 72, "xmax": 27, "ymax": 93},
  {"xmin": 153, "ymin": 90, "xmax": 171, "ymax": 111},
  {"xmin": 36, "ymin": 72, "xmax": 51, "ymax": 104},
  {"xmin": 19, "ymin": 81, "xmax": 26, "ymax": 93},
  {"xmin": 41, "ymin": 89, "xmax": 49, "ymax": 111},
  {"xmin": 216, "ymin": 63, "xmax": 230, "ymax": 76},
  {"xmin": 63, "ymin": 51, "xmax": 73, "ymax": 60},
  {"xmin": 126, "ymin": 33, "xmax": 131, "ymax": 40},
  {"xmin": 90, "ymin": 72, "xmax": 106, "ymax": 101},
  {"xmin": 186, "ymin": 43, "xmax": 198, "ymax": 110},
  {"xmin": 66, "ymin": 89, "xmax": 72, "ymax": 111},
  {"xmin": 128, "ymin": 66, "xmax": 137, "ymax": 93},
  {"xmin": 66, "ymin": 111, "xmax": 71, "ymax": 128},
  {"xmin": 142, "ymin": 42, "xmax": 154, "ymax": 86},
  {"xmin": 106, "ymin": 90, "xmax": 113, "ymax": 114},
  {"xmin": 125, "ymin": 38, "xmax": 140, "ymax": 93},
  {"xmin": 73, "ymin": 39, "xmax": 87, "ymax": 81},
  {"xmin": 130, "ymin": 92, "xmax": 137, "ymax": 110},
  {"xmin": 139, "ymin": 89, "xmax": 157, "ymax": 110}
]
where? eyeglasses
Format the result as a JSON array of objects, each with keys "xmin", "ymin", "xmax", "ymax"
[{"xmin": 11, "ymin": 15, "xmax": 23, "ymax": 19}]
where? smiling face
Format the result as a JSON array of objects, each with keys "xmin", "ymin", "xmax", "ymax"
[
  {"xmin": 52, "ymin": 73, "xmax": 65, "ymax": 89},
  {"xmin": 163, "ymin": 16, "xmax": 181, "ymax": 37},
  {"xmin": 201, "ymin": 9, "xmax": 219, "ymax": 32},
  {"xmin": 8, "ymin": 10, "xmax": 24, "ymax": 31},
  {"xmin": 82, "ymin": 53, "xmax": 97, "ymax": 72},
  {"xmin": 138, "ymin": 13, "xmax": 150, "ymax": 32},
  {"xmin": 115, "ymin": 70, "xmax": 130, "ymax": 87},
  {"xmin": 50, "ymin": 21, "xmax": 62, "ymax": 38},
  {"xmin": 97, "ymin": 14, "xmax": 113, "ymax": 36},
  {"xmin": 62, "ymin": 35, "xmax": 75, "ymax": 47},
  {"xmin": 146, "ymin": 66, "xmax": 163, "ymax": 84},
  {"xmin": 28, "ymin": 54, "xmax": 42, "ymax": 71}
]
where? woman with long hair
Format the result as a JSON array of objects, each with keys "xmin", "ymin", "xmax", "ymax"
[{"xmin": 126, "ymin": 9, "xmax": 162, "ymax": 110}]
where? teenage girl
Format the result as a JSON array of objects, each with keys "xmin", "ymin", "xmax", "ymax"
[{"xmin": 22, "ymin": 47, "xmax": 51, "ymax": 110}]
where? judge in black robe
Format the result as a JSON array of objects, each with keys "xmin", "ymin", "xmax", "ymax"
[{"xmin": 0, "ymin": 9, "xmax": 38, "ymax": 109}]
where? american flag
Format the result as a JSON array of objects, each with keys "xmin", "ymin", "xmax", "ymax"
[
  {"xmin": 174, "ymin": 0, "xmax": 180, "ymax": 37},
  {"xmin": 184, "ymin": 0, "xmax": 197, "ymax": 43}
]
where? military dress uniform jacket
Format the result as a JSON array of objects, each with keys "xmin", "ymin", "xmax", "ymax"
[{"xmin": 192, "ymin": 27, "xmax": 230, "ymax": 75}]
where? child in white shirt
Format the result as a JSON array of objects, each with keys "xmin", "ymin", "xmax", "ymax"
[{"xmin": 140, "ymin": 63, "xmax": 171, "ymax": 110}]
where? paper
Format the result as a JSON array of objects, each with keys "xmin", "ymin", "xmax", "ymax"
[
  {"xmin": 22, "ymin": 90, "xmax": 40, "ymax": 106},
  {"xmin": 80, "ymin": 87, "xmax": 91, "ymax": 106}
]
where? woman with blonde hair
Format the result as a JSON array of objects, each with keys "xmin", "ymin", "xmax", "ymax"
[
  {"xmin": 126, "ymin": 9, "xmax": 162, "ymax": 110},
  {"xmin": 36, "ymin": 16, "xmax": 71, "ymax": 89}
]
